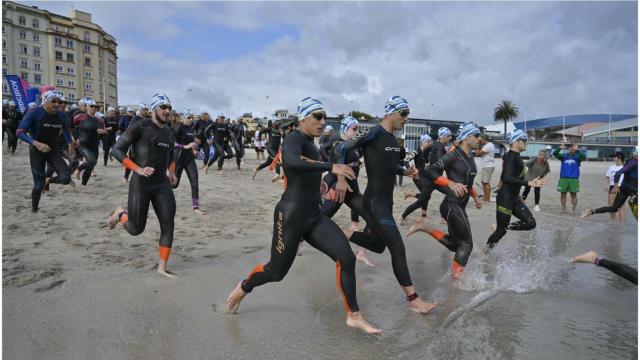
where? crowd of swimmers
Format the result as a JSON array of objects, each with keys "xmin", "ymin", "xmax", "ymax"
[{"xmin": 4, "ymin": 92, "xmax": 637, "ymax": 335}]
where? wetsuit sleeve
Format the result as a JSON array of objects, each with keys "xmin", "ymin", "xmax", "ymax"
[
  {"xmin": 319, "ymin": 139, "xmax": 332, "ymax": 161},
  {"xmin": 614, "ymin": 160, "xmax": 635, "ymax": 184},
  {"xmin": 426, "ymin": 151, "xmax": 453, "ymax": 186},
  {"xmin": 501, "ymin": 156, "xmax": 529, "ymax": 186},
  {"xmin": 429, "ymin": 143, "xmax": 446, "ymax": 163},
  {"xmin": 112, "ymin": 122, "xmax": 142, "ymax": 170},
  {"xmin": 337, "ymin": 126, "xmax": 378, "ymax": 163},
  {"xmin": 282, "ymin": 136, "xmax": 332, "ymax": 172},
  {"xmin": 596, "ymin": 258, "xmax": 638, "ymax": 285},
  {"xmin": 16, "ymin": 109, "xmax": 36, "ymax": 144},
  {"xmin": 60, "ymin": 113, "xmax": 73, "ymax": 144}
]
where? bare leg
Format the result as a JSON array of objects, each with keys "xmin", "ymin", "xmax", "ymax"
[
  {"xmin": 560, "ymin": 192, "xmax": 567, "ymax": 213},
  {"xmin": 346, "ymin": 312, "xmax": 382, "ymax": 335},
  {"xmin": 570, "ymin": 193, "xmax": 578, "ymax": 214}
]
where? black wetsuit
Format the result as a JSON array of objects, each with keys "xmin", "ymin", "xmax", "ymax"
[
  {"xmin": 74, "ymin": 114, "xmax": 104, "ymax": 185},
  {"xmin": 103, "ymin": 116, "xmax": 119, "ymax": 166},
  {"xmin": 123, "ymin": 115, "xmax": 147, "ymax": 180},
  {"xmin": 595, "ymin": 258, "xmax": 638, "ymax": 285},
  {"xmin": 487, "ymin": 151, "xmax": 536, "ymax": 248},
  {"xmin": 338, "ymin": 125, "xmax": 414, "ymax": 287},
  {"xmin": 194, "ymin": 119, "xmax": 212, "ymax": 166},
  {"xmin": 111, "ymin": 118, "xmax": 177, "ymax": 252},
  {"xmin": 592, "ymin": 158, "xmax": 638, "ymax": 217},
  {"xmin": 401, "ymin": 146, "xmax": 433, "ymax": 220},
  {"xmin": 231, "ymin": 123, "xmax": 245, "ymax": 169},
  {"xmin": 207, "ymin": 122, "xmax": 234, "ymax": 169},
  {"xmin": 172, "ymin": 122, "xmax": 200, "ymax": 208},
  {"xmin": 5, "ymin": 108, "xmax": 22, "ymax": 154},
  {"xmin": 426, "ymin": 146, "xmax": 477, "ymax": 273},
  {"xmin": 17, "ymin": 107, "xmax": 72, "ymax": 211},
  {"xmin": 241, "ymin": 130, "xmax": 359, "ymax": 313},
  {"xmin": 318, "ymin": 133, "xmax": 335, "ymax": 162},
  {"xmin": 256, "ymin": 126, "xmax": 283, "ymax": 174},
  {"xmin": 320, "ymin": 137, "xmax": 363, "ymax": 223}
]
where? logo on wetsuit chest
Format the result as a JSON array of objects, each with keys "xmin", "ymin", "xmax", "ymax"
[
  {"xmin": 385, "ymin": 147, "xmax": 401, "ymax": 152},
  {"xmin": 42, "ymin": 123, "xmax": 62, "ymax": 129},
  {"xmin": 157, "ymin": 142, "xmax": 170, "ymax": 148},
  {"xmin": 276, "ymin": 211, "xmax": 284, "ymax": 254},
  {"xmin": 351, "ymin": 128, "xmax": 370, "ymax": 141}
]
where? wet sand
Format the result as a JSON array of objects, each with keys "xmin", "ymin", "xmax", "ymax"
[{"xmin": 3, "ymin": 144, "xmax": 637, "ymax": 359}]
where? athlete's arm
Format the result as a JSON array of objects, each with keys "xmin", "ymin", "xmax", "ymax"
[
  {"xmin": 597, "ymin": 258, "xmax": 638, "ymax": 285},
  {"xmin": 501, "ymin": 156, "xmax": 529, "ymax": 186},
  {"xmin": 16, "ymin": 109, "xmax": 36, "ymax": 145},
  {"xmin": 337, "ymin": 126, "xmax": 377, "ymax": 158},
  {"xmin": 60, "ymin": 113, "xmax": 73, "ymax": 144},
  {"xmin": 614, "ymin": 159, "xmax": 636, "ymax": 184},
  {"xmin": 112, "ymin": 122, "xmax": 141, "ymax": 171},
  {"xmin": 282, "ymin": 136, "xmax": 332, "ymax": 172}
]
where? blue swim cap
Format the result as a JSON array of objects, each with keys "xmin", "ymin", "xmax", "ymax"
[
  {"xmin": 456, "ymin": 123, "xmax": 480, "ymax": 142},
  {"xmin": 420, "ymin": 134, "xmax": 432, "ymax": 143},
  {"xmin": 508, "ymin": 129, "xmax": 529, "ymax": 144},
  {"xmin": 297, "ymin": 97, "xmax": 324, "ymax": 119},
  {"xmin": 384, "ymin": 96, "xmax": 409, "ymax": 115},
  {"xmin": 437, "ymin": 127, "xmax": 452, "ymax": 138},
  {"xmin": 150, "ymin": 93, "xmax": 171, "ymax": 111},
  {"xmin": 340, "ymin": 116, "xmax": 359, "ymax": 135}
]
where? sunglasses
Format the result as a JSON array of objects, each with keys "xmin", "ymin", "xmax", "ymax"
[
  {"xmin": 50, "ymin": 99, "xmax": 62, "ymax": 104},
  {"xmin": 399, "ymin": 110, "xmax": 410, "ymax": 118},
  {"xmin": 312, "ymin": 112, "xmax": 326, "ymax": 120},
  {"xmin": 89, "ymin": 105, "xmax": 98, "ymax": 108},
  {"xmin": 472, "ymin": 133, "xmax": 480, "ymax": 138},
  {"xmin": 159, "ymin": 104, "xmax": 172, "ymax": 111},
  {"xmin": 186, "ymin": 117, "xmax": 193, "ymax": 120}
]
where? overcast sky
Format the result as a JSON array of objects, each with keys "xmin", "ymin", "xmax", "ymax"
[{"xmin": 26, "ymin": 1, "xmax": 638, "ymax": 124}]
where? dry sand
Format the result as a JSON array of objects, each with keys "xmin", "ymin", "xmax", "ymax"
[{"xmin": 3, "ymin": 143, "xmax": 637, "ymax": 359}]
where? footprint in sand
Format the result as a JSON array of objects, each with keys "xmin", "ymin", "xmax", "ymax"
[
  {"xmin": 242, "ymin": 246, "xmax": 263, "ymax": 254},
  {"xmin": 34, "ymin": 279, "xmax": 66, "ymax": 292}
]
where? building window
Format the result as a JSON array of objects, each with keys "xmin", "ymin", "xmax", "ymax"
[
  {"xmin": 66, "ymin": 39, "xmax": 74, "ymax": 49},
  {"xmin": 3, "ymin": 84, "xmax": 8, "ymax": 94},
  {"xmin": 84, "ymin": 44, "xmax": 91, "ymax": 53},
  {"xmin": 19, "ymin": 31, "xmax": 26, "ymax": 40},
  {"xmin": 67, "ymin": 53, "xmax": 74, "ymax": 63},
  {"xmin": 33, "ymin": 47, "xmax": 40, "ymax": 57},
  {"xmin": 20, "ymin": 72, "xmax": 28, "ymax": 81},
  {"xmin": 32, "ymin": 19, "xmax": 39, "ymax": 28},
  {"xmin": 84, "ymin": 31, "xmax": 90, "ymax": 42},
  {"xmin": 55, "ymin": 65, "xmax": 63, "ymax": 73},
  {"xmin": 85, "ymin": 83, "xmax": 92, "ymax": 91},
  {"xmin": 55, "ymin": 37, "xmax": 62, "ymax": 47},
  {"xmin": 55, "ymin": 51, "xmax": 63, "ymax": 60},
  {"xmin": 34, "ymin": 74, "xmax": 42, "ymax": 84},
  {"xmin": 2, "ymin": 25, "xmax": 5, "ymax": 34},
  {"xmin": 2, "ymin": 55, "xmax": 5, "ymax": 64},
  {"xmin": 68, "ymin": 80, "xmax": 75, "ymax": 88},
  {"xmin": 56, "ymin": 78, "xmax": 64, "ymax": 86},
  {"xmin": 34, "ymin": 62, "xmax": 41, "ymax": 70},
  {"xmin": 18, "ymin": 16, "xmax": 26, "ymax": 26},
  {"xmin": 68, "ymin": 93, "xmax": 76, "ymax": 101},
  {"xmin": 21, "ymin": 44, "xmax": 28, "ymax": 55},
  {"xmin": 33, "ymin": 33, "xmax": 39, "ymax": 42},
  {"xmin": 2, "ymin": 40, "xmax": 6, "ymax": 49},
  {"xmin": 2, "ymin": 69, "xmax": 7, "ymax": 77},
  {"xmin": 84, "ymin": 57, "xmax": 92, "ymax": 66},
  {"xmin": 20, "ymin": 59, "xmax": 28, "ymax": 68},
  {"xmin": 67, "ymin": 67, "xmax": 74, "ymax": 75},
  {"xmin": 84, "ymin": 71, "xmax": 92, "ymax": 79}
]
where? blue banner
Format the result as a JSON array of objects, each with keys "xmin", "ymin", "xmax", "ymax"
[
  {"xmin": 5, "ymin": 75, "xmax": 27, "ymax": 113},
  {"xmin": 26, "ymin": 87, "xmax": 40, "ymax": 106}
]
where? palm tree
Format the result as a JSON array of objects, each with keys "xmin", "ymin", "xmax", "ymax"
[{"xmin": 494, "ymin": 100, "xmax": 519, "ymax": 138}]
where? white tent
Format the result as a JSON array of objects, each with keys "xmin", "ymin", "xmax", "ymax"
[{"xmin": 483, "ymin": 121, "xmax": 516, "ymax": 134}]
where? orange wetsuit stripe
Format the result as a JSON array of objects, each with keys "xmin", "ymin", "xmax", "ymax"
[
  {"xmin": 246, "ymin": 264, "xmax": 265, "ymax": 282},
  {"xmin": 469, "ymin": 187, "xmax": 477, "ymax": 198},
  {"xmin": 268, "ymin": 148, "xmax": 282, "ymax": 172},
  {"xmin": 336, "ymin": 260, "xmax": 352, "ymax": 313},
  {"xmin": 159, "ymin": 246, "xmax": 171, "ymax": 261},
  {"xmin": 169, "ymin": 161, "xmax": 176, "ymax": 172},
  {"xmin": 434, "ymin": 176, "xmax": 449, "ymax": 187},
  {"xmin": 122, "ymin": 157, "xmax": 139, "ymax": 172},
  {"xmin": 429, "ymin": 229, "xmax": 446, "ymax": 241},
  {"xmin": 120, "ymin": 213, "xmax": 129, "ymax": 225},
  {"xmin": 452, "ymin": 260, "xmax": 464, "ymax": 278}
]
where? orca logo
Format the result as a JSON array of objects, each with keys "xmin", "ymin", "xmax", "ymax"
[
  {"xmin": 385, "ymin": 147, "xmax": 401, "ymax": 152},
  {"xmin": 351, "ymin": 127, "xmax": 371, "ymax": 141},
  {"xmin": 157, "ymin": 142, "xmax": 170, "ymax": 148}
]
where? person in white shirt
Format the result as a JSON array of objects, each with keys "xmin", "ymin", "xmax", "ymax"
[
  {"xmin": 605, "ymin": 152, "xmax": 625, "ymax": 224},
  {"xmin": 477, "ymin": 134, "xmax": 496, "ymax": 202}
]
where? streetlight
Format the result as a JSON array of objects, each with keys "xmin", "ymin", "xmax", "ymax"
[
  {"xmin": 608, "ymin": 109, "xmax": 612, "ymax": 143},
  {"xmin": 524, "ymin": 106, "xmax": 528, "ymax": 134},
  {"xmin": 430, "ymin": 103, "xmax": 434, "ymax": 119},
  {"xmin": 562, "ymin": 115, "xmax": 566, "ymax": 142},
  {"xmin": 186, "ymin": 88, "xmax": 192, "ymax": 111}
]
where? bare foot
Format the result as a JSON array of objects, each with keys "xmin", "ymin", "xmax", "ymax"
[
  {"xmin": 252, "ymin": 168, "xmax": 259, "ymax": 179},
  {"xmin": 356, "ymin": 250, "xmax": 375, "ymax": 268},
  {"xmin": 403, "ymin": 191, "xmax": 416, "ymax": 200},
  {"xmin": 68, "ymin": 179, "xmax": 76, "ymax": 189},
  {"xmin": 580, "ymin": 209, "xmax": 592, "ymax": 219},
  {"xmin": 491, "ymin": 223, "xmax": 497, "ymax": 232},
  {"xmin": 157, "ymin": 268, "xmax": 177, "ymax": 279},
  {"xmin": 398, "ymin": 216, "xmax": 406, "ymax": 226},
  {"xmin": 350, "ymin": 222, "xmax": 362, "ymax": 232},
  {"xmin": 193, "ymin": 208, "xmax": 207, "ymax": 215},
  {"xmin": 407, "ymin": 218, "xmax": 434, "ymax": 237},
  {"xmin": 74, "ymin": 168, "xmax": 81, "ymax": 180},
  {"xmin": 218, "ymin": 169, "xmax": 225, "ymax": 175},
  {"xmin": 271, "ymin": 175, "xmax": 280, "ymax": 183},
  {"xmin": 439, "ymin": 218, "xmax": 447, "ymax": 225},
  {"xmin": 121, "ymin": 177, "xmax": 129, "ymax": 184},
  {"xmin": 346, "ymin": 312, "xmax": 382, "ymax": 335},
  {"xmin": 571, "ymin": 250, "xmax": 598, "ymax": 264},
  {"xmin": 91, "ymin": 170, "xmax": 97, "ymax": 177},
  {"xmin": 408, "ymin": 297, "xmax": 437, "ymax": 314},
  {"xmin": 107, "ymin": 206, "xmax": 127, "ymax": 230},
  {"xmin": 225, "ymin": 282, "xmax": 247, "ymax": 314},
  {"xmin": 204, "ymin": 165, "xmax": 210, "ymax": 174},
  {"xmin": 342, "ymin": 227, "xmax": 354, "ymax": 239}
]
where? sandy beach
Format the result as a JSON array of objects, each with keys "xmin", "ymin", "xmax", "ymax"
[{"xmin": 3, "ymin": 142, "xmax": 637, "ymax": 359}]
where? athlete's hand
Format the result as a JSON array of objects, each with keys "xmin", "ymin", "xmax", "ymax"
[
  {"xmin": 335, "ymin": 177, "xmax": 353, "ymax": 204},
  {"xmin": 169, "ymin": 172, "xmax": 178, "ymax": 186},
  {"xmin": 320, "ymin": 181, "xmax": 328, "ymax": 196},
  {"xmin": 331, "ymin": 164, "xmax": 356, "ymax": 180},
  {"xmin": 528, "ymin": 176, "xmax": 547, "ymax": 188},
  {"xmin": 136, "ymin": 166, "xmax": 155, "ymax": 177},
  {"xmin": 68, "ymin": 144, "xmax": 76, "ymax": 158},
  {"xmin": 613, "ymin": 184, "xmax": 620, "ymax": 194},
  {"xmin": 403, "ymin": 166, "xmax": 419, "ymax": 178},
  {"xmin": 448, "ymin": 181, "xmax": 468, "ymax": 197},
  {"xmin": 195, "ymin": 138, "xmax": 201, "ymax": 145},
  {"xmin": 97, "ymin": 129, "xmax": 107, "ymax": 135},
  {"xmin": 33, "ymin": 140, "xmax": 51, "ymax": 153}
]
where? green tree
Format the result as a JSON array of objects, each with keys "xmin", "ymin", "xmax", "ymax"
[
  {"xmin": 493, "ymin": 100, "xmax": 519, "ymax": 138},
  {"xmin": 349, "ymin": 110, "xmax": 375, "ymax": 121}
]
